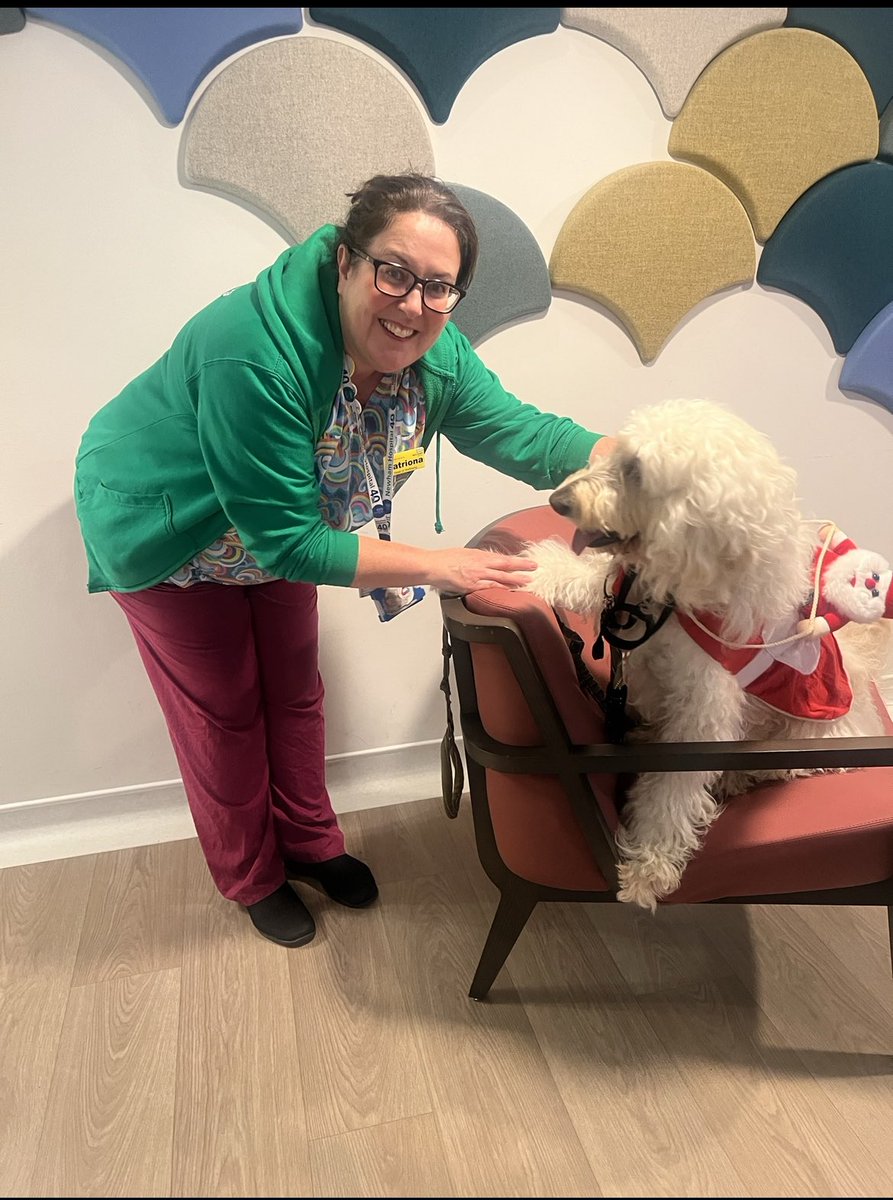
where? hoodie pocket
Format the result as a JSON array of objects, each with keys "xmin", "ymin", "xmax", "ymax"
[
  {"xmin": 98, "ymin": 483, "xmax": 175, "ymax": 525},
  {"xmin": 79, "ymin": 482, "xmax": 176, "ymax": 587}
]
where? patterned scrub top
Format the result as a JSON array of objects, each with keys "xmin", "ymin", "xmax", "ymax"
[{"xmin": 166, "ymin": 357, "xmax": 425, "ymax": 587}]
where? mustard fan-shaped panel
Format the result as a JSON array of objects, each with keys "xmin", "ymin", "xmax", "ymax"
[
  {"xmin": 560, "ymin": 7, "xmax": 785, "ymax": 120},
  {"xmin": 182, "ymin": 37, "xmax": 434, "ymax": 244},
  {"xmin": 549, "ymin": 162, "xmax": 755, "ymax": 365},
  {"xmin": 669, "ymin": 28, "xmax": 878, "ymax": 243}
]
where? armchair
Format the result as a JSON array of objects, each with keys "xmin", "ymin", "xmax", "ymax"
[{"xmin": 440, "ymin": 505, "xmax": 893, "ymax": 1002}]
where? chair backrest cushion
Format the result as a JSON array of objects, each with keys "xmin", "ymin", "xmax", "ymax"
[{"xmin": 462, "ymin": 506, "xmax": 618, "ymax": 890}]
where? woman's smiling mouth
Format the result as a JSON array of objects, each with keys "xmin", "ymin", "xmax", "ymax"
[{"xmin": 380, "ymin": 318, "xmax": 415, "ymax": 339}]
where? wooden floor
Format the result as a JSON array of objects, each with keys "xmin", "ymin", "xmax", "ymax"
[{"xmin": 2, "ymin": 794, "xmax": 892, "ymax": 1198}]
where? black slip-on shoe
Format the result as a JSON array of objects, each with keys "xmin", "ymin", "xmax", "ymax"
[
  {"xmin": 285, "ymin": 853, "xmax": 379, "ymax": 908},
  {"xmin": 245, "ymin": 882, "xmax": 316, "ymax": 947}
]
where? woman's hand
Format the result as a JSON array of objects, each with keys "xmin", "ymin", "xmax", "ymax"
[
  {"xmin": 589, "ymin": 434, "xmax": 618, "ymax": 462},
  {"xmin": 352, "ymin": 535, "xmax": 536, "ymax": 596},
  {"xmin": 422, "ymin": 547, "xmax": 537, "ymax": 596}
]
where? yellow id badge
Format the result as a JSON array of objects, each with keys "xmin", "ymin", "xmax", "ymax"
[{"xmin": 393, "ymin": 448, "xmax": 425, "ymax": 476}]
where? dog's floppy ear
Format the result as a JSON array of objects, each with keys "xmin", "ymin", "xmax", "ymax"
[{"xmin": 621, "ymin": 455, "xmax": 642, "ymax": 487}]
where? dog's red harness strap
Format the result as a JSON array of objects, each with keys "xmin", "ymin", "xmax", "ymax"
[{"xmin": 676, "ymin": 610, "xmax": 853, "ymax": 721}]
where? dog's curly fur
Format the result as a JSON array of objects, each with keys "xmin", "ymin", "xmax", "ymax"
[{"xmin": 526, "ymin": 398, "xmax": 890, "ymax": 910}]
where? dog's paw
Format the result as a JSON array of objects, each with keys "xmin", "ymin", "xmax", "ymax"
[
  {"xmin": 522, "ymin": 538, "xmax": 607, "ymax": 615},
  {"xmin": 616, "ymin": 856, "xmax": 682, "ymax": 912},
  {"xmin": 616, "ymin": 868, "xmax": 660, "ymax": 912}
]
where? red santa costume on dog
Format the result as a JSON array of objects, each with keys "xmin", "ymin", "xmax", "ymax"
[{"xmin": 674, "ymin": 525, "xmax": 893, "ymax": 723}]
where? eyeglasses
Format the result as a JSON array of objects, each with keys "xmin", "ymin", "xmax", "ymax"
[{"xmin": 347, "ymin": 245, "xmax": 465, "ymax": 314}]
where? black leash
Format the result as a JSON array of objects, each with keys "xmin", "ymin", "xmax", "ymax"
[
  {"xmin": 439, "ymin": 570, "xmax": 675, "ymax": 819},
  {"xmin": 554, "ymin": 613, "xmax": 635, "ymax": 744},
  {"xmin": 440, "ymin": 626, "xmax": 465, "ymax": 818},
  {"xmin": 555, "ymin": 568, "xmax": 675, "ymax": 744},
  {"xmin": 600, "ymin": 567, "xmax": 675, "ymax": 650}
]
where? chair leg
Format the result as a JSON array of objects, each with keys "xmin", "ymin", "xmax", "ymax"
[
  {"xmin": 888, "ymin": 906, "xmax": 893, "ymax": 979},
  {"xmin": 469, "ymin": 887, "xmax": 537, "ymax": 1001}
]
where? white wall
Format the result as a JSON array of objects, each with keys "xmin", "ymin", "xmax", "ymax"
[{"xmin": 3, "ymin": 19, "xmax": 892, "ymax": 864}]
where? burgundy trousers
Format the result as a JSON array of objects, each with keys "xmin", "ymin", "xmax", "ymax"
[{"xmin": 111, "ymin": 579, "xmax": 345, "ymax": 905}]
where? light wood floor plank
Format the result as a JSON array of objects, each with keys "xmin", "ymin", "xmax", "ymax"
[
  {"xmin": 309, "ymin": 1112, "xmax": 455, "ymax": 1198},
  {"xmin": 1, "ymin": 976, "xmax": 83, "ymax": 1194},
  {"xmin": 3, "ymin": 799, "xmax": 892, "ymax": 1198},
  {"xmin": 505, "ymin": 901, "xmax": 747, "ymax": 1197},
  {"xmin": 383, "ymin": 869, "xmax": 601, "ymax": 1198},
  {"xmin": 0, "ymin": 855, "xmax": 95, "ymax": 980},
  {"xmin": 287, "ymin": 889, "xmax": 435, "ymax": 1139},
  {"xmin": 700, "ymin": 904, "xmax": 893, "ymax": 1184},
  {"xmin": 72, "ymin": 839, "xmax": 189, "ymax": 985},
  {"xmin": 589, "ymin": 902, "xmax": 890, "ymax": 1196},
  {"xmin": 171, "ymin": 842, "xmax": 310, "ymax": 1197},
  {"xmin": 339, "ymin": 795, "xmax": 475, "ymax": 883},
  {"xmin": 793, "ymin": 905, "xmax": 893, "ymax": 1010},
  {"xmin": 29, "ymin": 968, "xmax": 180, "ymax": 1198},
  {"xmin": 458, "ymin": 858, "xmax": 744, "ymax": 1194},
  {"xmin": 0, "ymin": 857, "xmax": 95, "ymax": 1194}
]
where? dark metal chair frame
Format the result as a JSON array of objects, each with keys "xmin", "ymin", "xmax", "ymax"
[{"xmin": 441, "ymin": 593, "xmax": 893, "ymax": 1002}]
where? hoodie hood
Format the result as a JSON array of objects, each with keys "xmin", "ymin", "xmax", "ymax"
[{"xmin": 253, "ymin": 225, "xmax": 345, "ymax": 436}]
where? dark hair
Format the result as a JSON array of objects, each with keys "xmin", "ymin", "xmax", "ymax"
[{"xmin": 338, "ymin": 173, "xmax": 479, "ymax": 292}]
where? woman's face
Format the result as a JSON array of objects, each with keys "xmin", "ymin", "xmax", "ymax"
[{"xmin": 337, "ymin": 210, "xmax": 462, "ymax": 391}]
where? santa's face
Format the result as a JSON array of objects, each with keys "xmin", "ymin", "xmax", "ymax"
[{"xmin": 825, "ymin": 549, "xmax": 892, "ymax": 622}]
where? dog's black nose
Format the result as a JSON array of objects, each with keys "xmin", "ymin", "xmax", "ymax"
[{"xmin": 550, "ymin": 489, "xmax": 572, "ymax": 516}]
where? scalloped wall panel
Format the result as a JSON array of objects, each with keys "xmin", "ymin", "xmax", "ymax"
[
  {"xmin": 786, "ymin": 6, "xmax": 893, "ymax": 113},
  {"xmin": 25, "ymin": 7, "xmax": 303, "ymax": 125},
  {"xmin": 549, "ymin": 162, "xmax": 755, "ymax": 364},
  {"xmin": 839, "ymin": 302, "xmax": 893, "ymax": 414},
  {"xmin": 561, "ymin": 7, "xmax": 785, "ymax": 119},
  {"xmin": 880, "ymin": 101, "xmax": 893, "ymax": 164},
  {"xmin": 757, "ymin": 161, "xmax": 893, "ymax": 355},
  {"xmin": 1, "ymin": 7, "xmax": 24, "ymax": 34},
  {"xmin": 308, "ymin": 7, "xmax": 560, "ymax": 124},
  {"xmin": 447, "ymin": 186, "xmax": 551, "ymax": 347},
  {"xmin": 182, "ymin": 37, "xmax": 434, "ymax": 245},
  {"xmin": 669, "ymin": 28, "xmax": 878, "ymax": 243}
]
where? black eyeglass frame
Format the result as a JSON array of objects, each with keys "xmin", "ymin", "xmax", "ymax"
[{"xmin": 346, "ymin": 244, "xmax": 466, "ymax": 314}]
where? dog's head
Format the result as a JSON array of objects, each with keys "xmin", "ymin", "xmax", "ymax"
[{"xmin": 550, "ymin": 398, "xmax": 810, "ymax": 627}]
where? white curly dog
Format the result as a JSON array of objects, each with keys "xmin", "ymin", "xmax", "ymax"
[{"xmin": 526, "ymin": 398, "xmax": 890, "ymax": 911}]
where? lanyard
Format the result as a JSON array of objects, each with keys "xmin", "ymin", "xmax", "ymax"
[
  {"xmin": 342, "ymin": 368, "xmax": 398, "ymax": 541},
  {"xmin": 340, "ymin": 366, "xmax": 427, "ymax": 623}
]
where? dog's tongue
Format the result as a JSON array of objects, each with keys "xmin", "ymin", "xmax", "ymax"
[{"xmin": 571, "ymin": 529, "xmax": 618, "ymax": 554}]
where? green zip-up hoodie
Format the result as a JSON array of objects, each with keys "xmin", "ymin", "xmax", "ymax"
[{"xmin": 74, "ymin": 225, "xmax": 599, "ymax": 593}]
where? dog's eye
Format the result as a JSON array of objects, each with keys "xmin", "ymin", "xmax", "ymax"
[{"xmin": 621, "ymin": 456, "xmax": 642, "ymax": 486}]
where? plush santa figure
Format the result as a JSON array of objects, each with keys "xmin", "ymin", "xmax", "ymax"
[
  {"xmin": 674, "ymin": 523, "xmax": 892, "ymax": 725},
  {"xmin": 797, "ymin": 524, "xmax": 893, "ymax": 637}
]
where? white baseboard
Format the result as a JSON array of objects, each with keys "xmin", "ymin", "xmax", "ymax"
[
  {"xmin": 0, "ymin": 738, "xmax": 457, "ymax": 868},
  {"xmin": 7, "ymin": 676, "xmax": 893, "ymax": 871}
]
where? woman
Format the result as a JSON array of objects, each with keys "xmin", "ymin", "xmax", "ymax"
[{"xmin": 74, "ymin": 173, "xmax": 612, "ymax": 947}]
